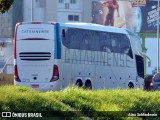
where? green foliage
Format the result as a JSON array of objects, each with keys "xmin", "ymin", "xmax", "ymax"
[
  {"xmin": 0, "ymin": 0, "xmax": 14, "ymax": 13},
  {"xmin": 0, "ymin": 86, "xmax": 160, "ymax": 120}
]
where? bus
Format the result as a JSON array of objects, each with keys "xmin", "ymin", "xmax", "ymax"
[
  {"xmin": 14, "ymin": 22, "xmax": 60, "ymax": 91},
  {"xmin": 14, "ymin": 22, "xmax": 148, "ymax": 91}
]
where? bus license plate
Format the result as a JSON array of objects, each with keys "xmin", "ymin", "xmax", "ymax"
[{"xmin": 31, "ymin": 84, "xmax": 39, "ymax": 88}]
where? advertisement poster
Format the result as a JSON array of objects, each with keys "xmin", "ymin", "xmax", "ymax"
[
  {"xmin": 141, "ymin": 1, "xmax": 160, "ymax": 32},
  {"xmin": 92, "ymin": 0, "xmax": 160, "ymax": 33}
]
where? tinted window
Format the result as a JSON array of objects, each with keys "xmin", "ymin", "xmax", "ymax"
[
  {"xmin": 62, "ymin": 28, "xmax": 70, "ymax": 48},
  {"xmin": 99, "ymin": 32, "xmax": 111, "ymax": 52},
  {"xmin": 91, "ymin": 32, "xmax": 100, "ymax": 51},
  {"xmin": 130, "ymin": 35, "xmax": 142, "ymax": 52},
  {"xmin": 110, "ymin": 33, "xmax": 120, "ymax": 53},
  {"xmin": 80, "ymin": 30, "xmax": 90, "ymax": 50},
  {"xmin": 70, "ymin": 29, "xmax": 80, "ymax": 49},
  {"xmin": 62, "ymin": 28, "xmax": 80, "ymax": 49},
  {"xmin": 62, "ymin": 27, "xmax": 132, "ymax": 57},
  {"xmin": 120, "ymin": 35, "xmax": 133, "ymax": 58},
  {"xmin": 153, "ymin": 73, "xmax": 160, "ymax": 82}
]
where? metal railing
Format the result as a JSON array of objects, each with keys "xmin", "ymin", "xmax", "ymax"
[{"xmin": 0, "ymin": 55, "xmax": 13, "ymax": 74}]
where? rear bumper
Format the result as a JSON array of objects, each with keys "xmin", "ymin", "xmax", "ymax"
[{"xmin": 14, "ymin": 80, "xmax": 61, "ymax": 91}]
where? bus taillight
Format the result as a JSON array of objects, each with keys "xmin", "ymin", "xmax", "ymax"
[
  {"xmin": 50, "ymin": 65, "xmax": 59, "ymax": 82},
  {"xmin": 51, "ymin": 22, "xmax": 54, "ymax": 25},
  {"xmin": 14, "ymin": 65, "xmax": 21, "ymax": 82}
]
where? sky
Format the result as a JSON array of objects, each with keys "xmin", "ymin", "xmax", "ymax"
[{"xmin": 146, "ymin": 38, "xmax": 159, "ymax": 74}]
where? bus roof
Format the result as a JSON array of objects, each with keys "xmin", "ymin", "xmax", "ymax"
[
  {"xmin": 125, "ymin": 29, "xmax": 140, "ymax": 39},
  {"xmin": 59, "ymin": 22, "xmax": 128, "ymax": 34}
]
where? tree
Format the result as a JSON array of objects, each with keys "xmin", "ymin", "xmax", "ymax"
[{"xmin": 0, "ymin": 0, "xmax": 14, "ymax": 14}]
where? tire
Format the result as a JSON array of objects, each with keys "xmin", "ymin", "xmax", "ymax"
[
  {"xmin": 75, "ymin": 80, "xmax": 83, "ymax": 87},
  {"xmin": 85, "ymin": 80, "xmax": 92, "ymax": 89},
  {"xmin": 128, "ymin": 82, "xmax": 134, "ymax": 89}
]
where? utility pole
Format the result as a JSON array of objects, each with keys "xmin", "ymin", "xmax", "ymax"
[
  {"xmin": 31, "ymin": 0, "xmax": 33, "ymax": 21},
  {"xmin": 157, "ymin": 0, "xmax": 160, "ymax": 73}
]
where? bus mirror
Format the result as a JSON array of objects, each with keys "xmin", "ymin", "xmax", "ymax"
[
  {"xmin": 138, "ymin": 52, "xmax": 151, "ymax": 67},
  {"xmin": 62, "ymin": 29, "xmax": 65, "ymax": 37}
]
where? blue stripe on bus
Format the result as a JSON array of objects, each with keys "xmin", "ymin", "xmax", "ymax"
[{"xmin": 54, "ymin": 23, "xmax": 61, "ymax": 59}]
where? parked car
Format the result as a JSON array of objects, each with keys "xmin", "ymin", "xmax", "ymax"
[
  {"xmin": 144, "ymin": 74, "xmax": 153, "ymax": 90},
  {"xmin": 150, "ymin": 73, "xmax": 160, "ymax": 90}
]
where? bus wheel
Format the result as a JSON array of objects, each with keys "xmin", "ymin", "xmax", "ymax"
[
  {"xmin": 75, "ymin": 80, "xmax": 83, "ymax": 87},
  {"xmin": 128, "ymin": 82, "xmax": 134, "ymax": 89},
  {"xmin": 85, "ymin": 80, "xmax": 92, "ymax": 89}
]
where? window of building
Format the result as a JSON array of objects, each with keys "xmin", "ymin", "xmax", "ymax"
[
  {"xmin": 59, "ymin": 0, "xmax": 64, "ymax": 3},
  {"xmin": 70, "ymin": 0, "xmax": 76, "ymax": 4},
  {"xmin": 68, "ymin": 15, "xmax": 79, "ymax": 21},
  {"xmin": 35, "ymin": 0, "xmax": 45, "ymax": 8},
  {"xmin": 65, "ymin": 3, "xmax": 69, "ymax": 9},
  {"xmin": 74, "ymin": 15, "xmax": 79, "ymax": 21},
  {"xmin": 68, "ymin": 15, "xmax": 73, "ymax": 21}
]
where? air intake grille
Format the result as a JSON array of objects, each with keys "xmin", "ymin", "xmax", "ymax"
[{"xmin": 19, "ymin": 52, "xmax": 51, "ymax": 61}]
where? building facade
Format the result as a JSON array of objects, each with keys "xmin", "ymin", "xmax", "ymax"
[
  {"xmin": 2, "ymin": 0, "xmax": 158, "ymax": 74},
  {"xmin": 0, "ymin": 0, "xmax": 94, "ymax": 73},
  {"xmin": 0, "ymin": 0, "xmax": 23, "ymax": 73},
  {"xmin": 23, "ymin": 0, "xmax": 94, "ymax": 23},
  {"xmin": 0, "ymin": 0, "xmax": 97, "ymax": 37}
]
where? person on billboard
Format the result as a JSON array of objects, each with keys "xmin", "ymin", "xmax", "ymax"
[{"xmin": 102, "ymin": 0, "xmax": 120, "ymax": 26}]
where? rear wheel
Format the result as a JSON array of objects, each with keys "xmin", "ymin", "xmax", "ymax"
[
  {"xmin": 128, "ymin": 82, "xmax": 134, "ymax": 89},
  {"xmin": 75, "ymin": 80, "xmax": 83, "ymax": 87},
  {"xmin": 85, "ymin": 80, "xmax": 92, "ymax": 89}
]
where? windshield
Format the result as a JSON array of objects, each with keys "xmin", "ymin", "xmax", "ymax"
[
  {"xmin": 153, "ymin": 73, "xmax": 160, "ymax": 82},
  {"xmin": 129, "ymin": 35, "xmax": 142, "ymax": 52}
]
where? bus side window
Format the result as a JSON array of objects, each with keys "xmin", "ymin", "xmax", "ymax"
[
  {"xmin": 62, "ymin": 29, "xmax": 69, "ymax": 48},
  {"xmin": 70, "ymin": 29, "xmax": 80, "ymax": 49},
  {"xmin": 120, "ymin": 35, "xmax": 133, "ymax": 58},
  {"xmin": 99, "ymin": 32, "xmax": 111, "ymax": 52},
  {"xmin": 62, "ymin": 28, "xmax": 79, "ymax": 49},
  {"xmin": 111, "ymin": 34, "xmax": 120, "ymax": 53},
  {"xmin": 62, "ymin": 29, "xmax": 65, "ymax": 37},
  {"xmin": 91, "ymin": 31, "xmax": 100, "ymax": 51},
  {"xmin": 120, "ymin": 35, "xmax": 129, "ymax": 53},
  {"xmin": 80, "ymin": 30, "xmax": 90, "ymax": 50},
  {"xmin": 70, "ymin": 35, "xmax": 79, "ymax": 49}
]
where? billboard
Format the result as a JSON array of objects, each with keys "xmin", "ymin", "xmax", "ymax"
[
  {"xmin": 132, "ymin": 0, "xmax": 146, "ymax": 7},
  {"xmin": 141, "ymin": 1, "xmax": 160, "ymax": 32},
  {"xmin": 92, "ymin": 0, "xmax": 160, "ymax": 33}
]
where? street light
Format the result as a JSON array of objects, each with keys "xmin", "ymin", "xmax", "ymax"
[
  {"xmin": 31, "ymin": 0, "xmax": 33, "ymax": 21},
  {"xmin": 157, "ymin": 0, "xmax": 160, "ymax": 73}
]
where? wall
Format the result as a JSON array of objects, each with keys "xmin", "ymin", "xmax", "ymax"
[{"xmin": 45, "ymin": 0, "xmax": 57, "ymax": 21}]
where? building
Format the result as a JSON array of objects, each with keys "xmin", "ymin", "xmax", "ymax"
[
  {"xmin": 0, "ymin": 0, "xmax": 94, "ymax": 39},
  {"xmin": 0, "ymin": 0, "xmax": 159, "ymax": 74},
  {"xmin": 0, "ymin": 0, "xmax": 95, "ymax": 73},
  {"xmin": 23, "ymin": 0, "xmax": 93, "ymax": 23},
  {"xmin": 0, "ymin": 0, "xmax": 23, "ymax": 73}
]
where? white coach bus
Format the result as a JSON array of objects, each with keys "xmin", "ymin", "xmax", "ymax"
[
  {"xmin": 14, "ymin": 22, "xmax": 148, "ymax": 91},
  {"xmin": 14, "ymin": 22, "xmax": 60, "ymax": 91}
]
